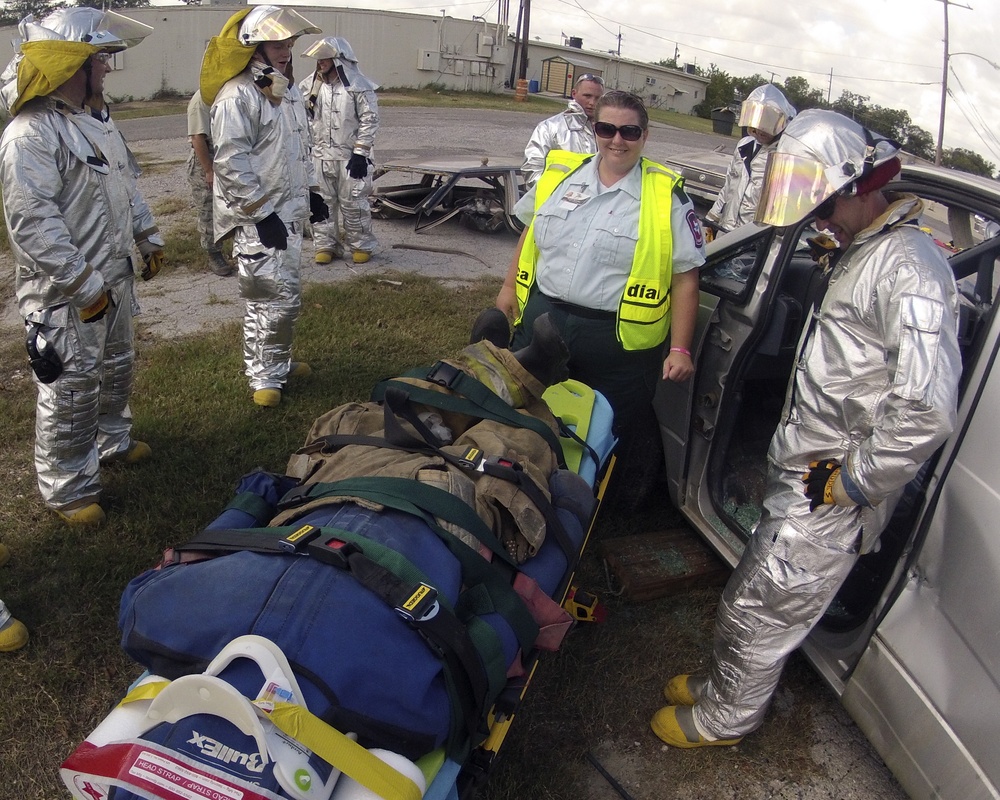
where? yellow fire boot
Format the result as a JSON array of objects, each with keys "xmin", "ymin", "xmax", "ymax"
[
  {"xmin": 352, "ymin": 251, "xmax": 371, "ymax": 264},
  {"xmin": 664, "ymin": 674, "xmax": 707, "ymax": 706},
  {"xmin": 651, "ymin": 705, "xmax": 743, "ymax": 749},
  {"xmin": 288, "ymin": 362, "xmax": 312, "ymax": 379},
  {"xmin": 253, "ymin": 388, "xmax": 282, "ymax": 407},
  {"xmin": 124, "ymin": 440, "xmax": 152, "ymax": 464},
  {"xmin": 315, "ymin": 250, "xmax": 335, "ymax": 265},
  {"xmin": 55, "ymin": 502, "xmax": 107, "ymax": 527},
  {"xmin": 0, "ymin": 615, "xmax": 28, "ymax": 652}
]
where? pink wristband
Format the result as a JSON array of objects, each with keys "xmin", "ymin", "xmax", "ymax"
[{"xmin": 670, "ymin": 346, "xmax": 692, "ymax": 357}]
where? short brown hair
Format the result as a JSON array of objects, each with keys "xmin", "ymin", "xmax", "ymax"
[{"xmin": 595, "ymin": 90, "xmax": 648, "ymax": 129}]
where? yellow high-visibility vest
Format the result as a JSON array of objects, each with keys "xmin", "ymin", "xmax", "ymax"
[{"xmin": 516, "ymin": 150, "xmax": 681, "ymax": 351}]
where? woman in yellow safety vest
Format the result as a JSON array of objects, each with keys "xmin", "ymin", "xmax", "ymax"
[{"xmin": 492, "ymin": 90, "xmax": 706, "ymax": 508}]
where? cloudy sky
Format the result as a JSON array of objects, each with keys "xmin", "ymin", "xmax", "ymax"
[{"xmin": 292, "ymin": 0, "xmax": 999, "ymax": 166}]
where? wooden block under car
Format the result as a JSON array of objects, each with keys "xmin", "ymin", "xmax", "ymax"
[{"xmin": 599, "ymin": 528, "xmax": 731, "ymax": 602}]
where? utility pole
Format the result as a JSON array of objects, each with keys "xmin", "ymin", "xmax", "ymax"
[
  {"xmin": 518, "ymin": 0, "xmax": 530, "ymax": 81},
  {"xmin": 934, "ymin": 0, "xmax": 973, "ymax": 166},
  {"xmin": 827, "ymin": 68, "xmax": 833, "ymax": 104},
  {"xmin": 617, "ymin": 27, "xmax": 622, "ymax": 57}
]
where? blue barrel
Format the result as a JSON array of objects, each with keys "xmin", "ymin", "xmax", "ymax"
[{"xmin": 528, "ymin": 79, "xmax": 539, "ymax": 93}]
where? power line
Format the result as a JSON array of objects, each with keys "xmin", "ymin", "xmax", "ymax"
[{"xmin": 545, "ymin": 0, "xmax": 940, "ymax": 71}]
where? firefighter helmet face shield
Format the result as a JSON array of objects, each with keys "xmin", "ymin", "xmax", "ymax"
[
  {"xmin": 738, "ymin": 103, "xmax": 788, "ymax": 137},
  {"xmin": 238, "ymin": 6, "xmax": 320, "ymax": 45},
  {"xmin": 303, "ymin": 36, "xmax": 357, "ymax": 63},
  {"xmin": 755, "ymin": 151, "xmax": 846, "ymax": 227}
]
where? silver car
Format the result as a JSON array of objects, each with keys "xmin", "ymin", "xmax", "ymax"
[{"xmin": 654, "ymin": 158, "xmax": 1000, "ymax": 800}]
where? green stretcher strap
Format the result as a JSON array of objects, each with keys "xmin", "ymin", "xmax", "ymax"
[
  {"xmin": 373, "ymin": 364, "xmax": 567, "ymax": 469},
  {"xmin": 286, "ymin": 477, "xmax": 539, "ymax": 655}
]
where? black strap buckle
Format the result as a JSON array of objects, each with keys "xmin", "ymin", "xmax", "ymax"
[
  {"xmin": 278, "ymin": 524, "xmax": 320, "ymax": 553},
  {"xmin": 396, "ymin": 583, "xmax": 440, "ymax": 623},
  {"xmin": 425, "ymin": 360, "xmax": 462, "ymax": 389},
  {"xmin": 307, "ymin": 537, "xmax": 360, "ymax": 569},
  {"xmin": 457, "ymin": 446, "xmax": 485, "ymax": 470},
  {"xmin": 479, "ymin": 454, "xmax": 522, "ymax": 480}
]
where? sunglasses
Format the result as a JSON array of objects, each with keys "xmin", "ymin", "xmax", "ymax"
[
  {"xmin": 594, "ymin": 121, "xmax": 645, "ymax": 142},
  {"xmin": 813, "ymin": 192, "xmax": 841, "ymax": 220},
  {"xmin": 576, "ymin": 73, "xmax": 605, "ymax": 86}
]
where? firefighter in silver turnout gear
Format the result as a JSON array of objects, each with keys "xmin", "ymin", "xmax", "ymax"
[
  {"xmin": 201, "ymin": 5, "xmax": 328, "ymax": 408},
  {"xmin": 300, "ymin": 36, "xmax": 379, "ymax": 265},
  {"xmin": 0, "ymin": 8, "xmax": 163, "ymax": 527},
  {"xmin": 653, "ymin": 109, "xmax": 962, "ymax": 747},
  {"xmin": 706, "ymin": 83, "xmax": 796, "ymax": 234},
  {"xmin": 521, "ymin": 74, "xmax": 604, "ymax": 187}
]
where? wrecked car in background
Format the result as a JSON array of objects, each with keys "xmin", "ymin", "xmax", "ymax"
[{"xmin": 655, "ymin": 158, "xmax": 1000, "ymax": 800}]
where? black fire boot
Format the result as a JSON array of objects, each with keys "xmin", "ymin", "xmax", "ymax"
[
  {"xmin": 513, "ymin": 312, "xmax": 569, "ymax": 387},
  {"xmin": 470, "ymin": 307, "xmax": 511, "ymax": 348}
]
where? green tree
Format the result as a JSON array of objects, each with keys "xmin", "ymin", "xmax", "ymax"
[
  {"xmin": 0, "ymin": 0, "xmax": 151, "ymax": 25},
  {"xmin": 781, "ymin": 75, "xmax": 826, "ymax": 111},
  {"xmin": 901, "ymin": 125, "xmax": 935, "ymax": 161},
  {"xmin": 692, "ymin": 65, "xmax": 739, "ymax": 118},
  {"xmin": 0, "ymin": 0, "xmax": 58, "ymax": 26},
  {"xmin": 943, "ymin": 147, "xmax": 996, "ymax": 179}
]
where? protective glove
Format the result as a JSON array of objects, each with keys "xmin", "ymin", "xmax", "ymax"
[
  {"xmin": 802, "ymin": 459, "xmax": 856, "ymax": 512},
  {"xmin": 309, "ymin": 191, "xmax": 330, "ymax": 223},
  {"xmin": 256, "ymin": 212, "xmax": 288, "ymax": 251},
  {"xmin": 136, "ymin": 232, "xmax": 165, "ymax": 281},
  {"xmin": 346, "ymin": 153, "xmax": 370, "ymax": 180},
  {"xmin": 140, "ymin": 249, "xmax": 165, "ymax": 281},
  {"xmin": 80, "ymin": 289, "xmax": 112, "ymax": 324}
]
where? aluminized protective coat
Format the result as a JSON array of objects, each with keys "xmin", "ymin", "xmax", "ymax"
[
  {"xmin": 211, "ymin": 62, "xmax": 314, "ymax": 390},
  {"xmin": 299, "ymin": 57, "xmax": 379, "ymax": 255},
  {"xmin": 693, "ymin": 195, "xmax": 961, "ymax": 739},
  {"xmin": 521, "ymin": 100, "xmax": 598, "ymax": 187},
  {"xmin": 706, "ymin": 135, "xmax": 777, "ymax": 232},
  {"xmin": 708, "ymin": 85, "xmax": 795, "ymax": 231},
  {"xmin": 0, "ymin": 97, "xmax": 161, "ymax": 509}
]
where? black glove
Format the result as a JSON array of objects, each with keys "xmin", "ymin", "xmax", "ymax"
[
  {"xmin": 309, "ymin": 191, "xmax": 330, "ymax": 223},
  {"xmin": 256, "ymin": 212, "xmax": 288, "ymax": 251},
  {"xmin": 346, "ymin": 153, "xmax": 370, "ymax": 180},
  {"xmin": 802, "ymin": 459, "xmax": 842, "ymax": 512},
  {"xmin": 80, "ymin": 289, "xmax": 112, "ymax": 324}
]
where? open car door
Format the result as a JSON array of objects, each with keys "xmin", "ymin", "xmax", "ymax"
[{"xmin": 655, "ymin": 159, "xmax": 1000, "ymax": 799}]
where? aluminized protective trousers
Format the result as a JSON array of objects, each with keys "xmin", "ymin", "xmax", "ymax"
[
  {"xmin": 234, "ymin": 224, "xmax": 304, "ymax": 391},
  {"xmin": 32, "ymin": 278, "xmax": 137, "ymax": 510},
  {"xmin": 693, "ymin": 465, "xmax": 862, "ymax": 739},
  {"xmin": 312, "ymin": 157, "xmax": 376, "ymax": 255}
]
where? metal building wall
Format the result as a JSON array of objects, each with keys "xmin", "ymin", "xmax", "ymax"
[{"xmin": 0, "ymin": 5, "xmax": 510, "ymax": 102}]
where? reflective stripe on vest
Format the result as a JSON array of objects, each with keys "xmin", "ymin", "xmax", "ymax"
[{"xmin": 516, "ymin": 150, "xmax": 680, "ymax": 351}]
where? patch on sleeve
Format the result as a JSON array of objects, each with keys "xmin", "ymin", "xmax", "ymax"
[{"xmin": 686, "ymin": 209, "xmax": 705, "ymax": 249}]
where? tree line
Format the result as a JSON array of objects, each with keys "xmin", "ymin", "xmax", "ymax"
[{"xmin": 660, "ymin": 60, "xmax": 996, "ymax": 180}]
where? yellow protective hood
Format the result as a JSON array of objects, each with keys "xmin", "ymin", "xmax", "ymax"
[
  {"xmin": 199, "ymin": 8, "xmax": 255, "ymax": 105},
  {"xmin": 11, "ymin": 39, "xmax": 97, "ymax": 115}
]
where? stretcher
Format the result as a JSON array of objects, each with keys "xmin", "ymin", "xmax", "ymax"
[{"xmin": 60, "ymin": 367, "xmax": 617, "ymax": 800}]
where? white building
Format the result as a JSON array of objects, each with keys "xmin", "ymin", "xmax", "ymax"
[{"xmin": 0, "ymin": 4, "xmax": 707, "ymax": 114}]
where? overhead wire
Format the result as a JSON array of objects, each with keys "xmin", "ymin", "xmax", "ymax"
[{"xmin": 946, "ymin": 67, "xmax": 1000, "ymax": 163}]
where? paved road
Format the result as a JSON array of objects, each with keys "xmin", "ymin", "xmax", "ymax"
[{"xmin": 118, "ymin": 106, "xmax": 735, "ymax": 165}]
